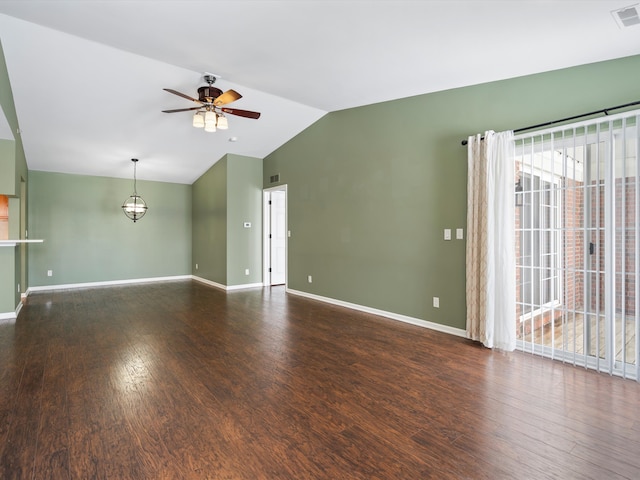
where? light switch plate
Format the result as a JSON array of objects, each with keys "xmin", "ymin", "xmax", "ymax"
[
  {"xmin": 444, "ymin": 229, "xmax": 452, "ymax": 240},
  {"xmin": 456, "ymin": 228, "xmax": 464, "ymax": 240}
]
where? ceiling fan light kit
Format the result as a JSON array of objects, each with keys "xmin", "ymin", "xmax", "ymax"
[{"xmin": 163, "ymin": 73, "xmax": 261, "ymax": 133}]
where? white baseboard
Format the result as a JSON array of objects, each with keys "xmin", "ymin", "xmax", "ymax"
[
  {"xmin": 227, "ymin": 282, "xmax": 264, "ymax": 291},
  {"xmin": 9, "ymin": 277, "xmax": 466, "ymax": 339},
  {"xmin": 191, "ymin": 276, "xmax": 263, "ymax": 291},
  {"xmin": 27, "ymin": 275, "xmax": 192, "ymax": 294},
  {"xmin": 0, "ymin": 298, "xmax": 24, "ymax": 321},
  {"xmin": 286, "ymin": 288, "xmax": 467, "ymax": 338},
  {"xmin": 0, "ymin": 311, "xmax": 17, "ymax": 322},
  {"xmin": 191, "ymin": 276, "xmax": 226, "ymax": 290}
]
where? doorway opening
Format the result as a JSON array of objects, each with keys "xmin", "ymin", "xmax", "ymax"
[{"xmin": 263, "ymin": 185, "xmax": 287, "ymax": 286}]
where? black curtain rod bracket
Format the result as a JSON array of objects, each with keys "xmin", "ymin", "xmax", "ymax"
[{"xmin": 460, "ymin": 100, "xmax": 640, "ymax": 146}]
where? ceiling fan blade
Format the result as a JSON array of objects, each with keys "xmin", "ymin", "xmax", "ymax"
[
  {"xmin": 163, "ymin": 88, "xmax": 202, "ymax": 103},
  {"xmin": 214, "ymin": 89, "xmax": 242, "ymax": 106},
  {"xmin": 162, "ymin": 107, "xmax": 202, "ymax": 113},
  {"xmin": 220, "ymin": 107, "xmax": 261, "ymax": 119}
]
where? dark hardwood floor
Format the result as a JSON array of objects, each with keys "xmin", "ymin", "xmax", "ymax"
[{"xmin": 1, "ymin": 280, "xmax": 640, "ymax": 479}]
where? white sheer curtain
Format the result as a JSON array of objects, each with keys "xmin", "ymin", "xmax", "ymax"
[{"xmin": 466, "ymin": 130, "xmax": 516, "ymax": 351}]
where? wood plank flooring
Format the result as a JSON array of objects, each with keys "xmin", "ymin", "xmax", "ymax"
[{"xmin": 2, "ymin": 280, "xmax": 640, "ymax": 479}]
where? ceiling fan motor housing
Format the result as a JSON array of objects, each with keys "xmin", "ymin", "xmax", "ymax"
[{"xmin": 198, "ymin": 86, "xmax": 223, "ymax": 103}]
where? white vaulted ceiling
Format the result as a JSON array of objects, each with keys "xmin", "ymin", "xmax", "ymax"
[{"xmin": 0, "ymin": 1, "xmax": 639, "ymax": 184}]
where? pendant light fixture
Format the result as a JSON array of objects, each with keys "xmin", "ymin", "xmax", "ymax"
[{"xmin": 122, "ymin": 158, "xmax": 148, "ymax": 222}]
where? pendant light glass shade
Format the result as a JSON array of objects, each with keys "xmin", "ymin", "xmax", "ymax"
[
  {"xmin": 122, "ymin": 159, "xmax": 148, "ymax": 222},
  {"xmin": 204, "ymin": 110, "xmax": 216, "ymax": 125},
  {"xmin": 192, "ymin": 112, "xmax": 205, "ymax": 128},
  {"xmin": 204, "ymin": 110, "xmax": 217, "ymax": 132},
  {"xmin": 216, "ymin": 115, "xmax": 228, "ymax": 130}
]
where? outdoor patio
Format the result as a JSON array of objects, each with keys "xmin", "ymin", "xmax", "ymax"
[{"xmin": 518, "ymin": 313, "xmax": 637, "ymax": 364}]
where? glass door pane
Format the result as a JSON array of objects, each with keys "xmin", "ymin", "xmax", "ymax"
[{"xmin": 515, "ymin": 113, "xmax": 640, "ymax": 380}]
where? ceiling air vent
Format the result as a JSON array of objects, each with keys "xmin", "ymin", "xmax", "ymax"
[
  {"xmin": 269, "ymin": 174, "xmax": 280, "ymax": 184},
  {"xmin": 612, "ymin": 4, "xmax": 640, "ymax": 28}
]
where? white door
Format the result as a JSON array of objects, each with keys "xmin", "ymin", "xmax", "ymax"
[{"xmin": 263, "ymin": 187, "xmax": 287, "ymax": 286}]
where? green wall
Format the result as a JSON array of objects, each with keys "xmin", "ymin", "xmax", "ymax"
[
  {"xmin": 0, "ymin": 40, "xmax": 27, "ymax": 198},
  {"xmin": 227, "ymin": 154, "xmax": 263, "ymax": 286},
  {"xmin": 0, "ymin": 249, "xmax": 15, "ymax": 313},
  {"xmin": 192, "ymin": 154, "xmax": 263, "ymax": 287},
  {"xmin": 0, "ymin": 139, "xmax": 15, "ymax": 194},
  {"xmin": 28, "ymin": 171, "xmax": 192, "ymax": 287},
  {"xmin": 0, "ymin": 38, "xmax": 28, "ymax": 315},
  {"xmin": 192, "ymin": 156, "xmax": 228, "ymax": 284},
  {"xmin": 263, "ymin": 54, "xmax": 640, "ymax": 330}
]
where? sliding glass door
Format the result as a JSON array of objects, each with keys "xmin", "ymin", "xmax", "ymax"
[{"xmin": 515, "ymin": 112, "xmax": 639, "ymax": 380}]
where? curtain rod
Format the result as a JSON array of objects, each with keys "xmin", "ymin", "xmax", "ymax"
[{"xmin": 460, "ymin": 99, "xmax": 640, "ymax": 146}]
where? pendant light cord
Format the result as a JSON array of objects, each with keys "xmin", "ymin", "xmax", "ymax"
[{"xmin": 132, "ymin": 158, "xmax": 138, "ymax": 195}]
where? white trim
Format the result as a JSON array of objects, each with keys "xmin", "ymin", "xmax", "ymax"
[
  {"xmin": 0, "ymin": 311, "xmax": 16, "ymax": 321},
  {"xmin": 191, "ymin": 275, "xmax": 263, "ymax": 291},
  {"xmin": 191, "ymin": 275, "xmax": 227, "ymax": 290},
  {"xmin": 27, "ymin": 275, "xmax": 192, "ymax": 293},
  {"xmin": 286, "ymin": 288, "xmax": 467, "ymax": 338},
  {"xmin": 13, "ymin": 275, "xmax": 466, "ymax": 338},
  {"xmin": 0, "ymin": 293, "xmax": 32, "ymax": 321},
  {"xmin": 0, "ymin": 239, "xmax": 44, "ymax": 247},
  {"xmin": 227, "ymin": 282, "xmax": 264, "ymax": 291},
  {"xmin": 26, "ymin": 275, "xmax": 263, "ymax": 295},
  {"xmin": 0, "ymin": 299, "xmax": 22, "ymax": 321},
  {"xmin": 263, "ymin": 184, "xmax": 288, "ymax": 288}
]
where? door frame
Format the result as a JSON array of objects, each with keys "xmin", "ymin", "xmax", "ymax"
[
  {"xmin": 263, "ymin": 185, "xmax": 288, "ymax": 287},
  {"xmin": 517, "ymin": 168, "xmax": 563, "ymax": 324}
]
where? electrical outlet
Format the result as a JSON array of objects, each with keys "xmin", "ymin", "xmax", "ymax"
[
  {"xmin": 47, "ymin": 270, "xmax": 53, "ymax": 277},
  {"xmin": 308, "ymin": 275, "xmax": 313, "ymax": 283},
  {"xmin": 433, "ymin": 297, "xmax": 440, "ymax": 308},
  {"xmin": 245, "ymin": 269, "xmax": 250, "ymax": 276},
  {"xmin": 195, "ymin": 263, "xmax": 198, "ymax": 270}
]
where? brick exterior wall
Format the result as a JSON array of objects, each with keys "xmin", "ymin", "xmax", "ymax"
[{"xmin": 517, "ymin": 169, "xmax": 637, "ymax": 340}]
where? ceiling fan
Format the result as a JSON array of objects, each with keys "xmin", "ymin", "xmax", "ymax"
[{"xmin": 162, "ymin": 73, "xmax": 261, "ymax": 132}]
